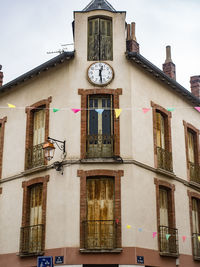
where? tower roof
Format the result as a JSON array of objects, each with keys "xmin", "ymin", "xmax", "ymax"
[{"xmin": 82, "ymin": 0, "xmax": 116, "ymax": 12}]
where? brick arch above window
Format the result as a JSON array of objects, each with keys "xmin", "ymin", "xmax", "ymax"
[
  {"xmin": 78, "ymin": 88, "xmax": 122, "ymax": 159},
  {"xmin": 0, "ymin": 116, "xmax": 7, "ymax": 179}
]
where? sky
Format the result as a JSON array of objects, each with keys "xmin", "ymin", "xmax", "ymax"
[{"xmin": 0, "ymin": 0, "xmax": 200, "ymax": 91}]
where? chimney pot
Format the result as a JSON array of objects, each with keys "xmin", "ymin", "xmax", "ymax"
[
  {"xmin": 190, "ymin": 75, "xmax": 200, "ymax": 99},
  {"xmin": 126, "ymin": 22, "xmax": 139, "ymax": 53},
  {"xmin": 0, "ymin": 65, "xmax": 3, "ymax": 87},
  {"xmin": 162, "ymin": 45, "xmax": 176, "ymax": 80}
]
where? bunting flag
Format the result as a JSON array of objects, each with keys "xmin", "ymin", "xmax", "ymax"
[
  {"xmin": 195, "ymin": 107, "xmax": 200, "ymax": 112},
  {"xmin": 115, "ymin": 219, "xmax": 119, "ymax": 224},
  {"xmin": 95, "ymin": 109, "xmax": 104, "ymax": 114},
  {"xmin": 167, "ymin": 108, "xmax": 175, "ymax": 112},
  {"xmin": 182, "ymin": 236, "xmax": 186, "ymax": 242},
  {"xmin": 7, "ymin": 103, "xmax": 16, "ymax": 108},
  {"xmin": 138, "ymin": 228, "xmax": 143, "ymax": 232},
  {"xmin": 115, "ymin": 109, "xmax": 122, "ymax": 118},
  {"xmin": 72, "ymin": 108, "xmax": 81, "ymax": 113},
  {"xmin": 126, "ymin": 224, "xmax": 131, "ymax": 229},
  {"xmin": 166, "ymin": 234, "xmax": 171, "ymax": 240},
  {"xmin": 142, "ymin": 108, "xmax": 151, "ymax": 114},
  {"xmin": 198, "ymin": 236, "xmax": 200, "ymax": 242},
  {"xmin": 53, "ymin": 108, "xmax": 60, "ymax": 113},
  {"xmin": 153, "ymin": 232, "xmax": 157, "ymax": 238}
]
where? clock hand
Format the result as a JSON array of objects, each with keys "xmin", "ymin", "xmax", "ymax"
[{"xmin": 99, "ymin": 66, "xmax": 103, "ymax": 83}]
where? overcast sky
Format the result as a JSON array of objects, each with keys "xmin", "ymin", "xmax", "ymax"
[{"xmin": 0, "ymin": 0, "xmax": 199, "ymax": 90}]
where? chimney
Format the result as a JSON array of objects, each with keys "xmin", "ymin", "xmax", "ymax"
[
  {"xmin": 0, "ymin": 65, "xmax": 3, "ymax": 86},
  {"xmin": 162, "ymin": 46, "xmax": 176, "ymax": 80},
  {"xmin": 126, "ymin": 22, "xmax": 140, "ymax": 53},
  {"xmin": 190, "ymin": 75, "xmax": 200, "ymax": 99}
]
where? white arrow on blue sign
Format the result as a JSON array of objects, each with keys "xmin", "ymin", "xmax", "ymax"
[{"xmin": 37, "ymin": 256, "xmax": 53, "ymax": 267}]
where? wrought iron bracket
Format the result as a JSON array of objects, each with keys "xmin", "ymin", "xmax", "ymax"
[{"xmin": 47, "ymin": 137, "xmax": 66, "ymax": 154}]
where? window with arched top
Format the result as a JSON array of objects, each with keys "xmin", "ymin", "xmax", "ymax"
[{"xmin": 88, "ymin": 17, "xmax": 113, "ymax": 61}]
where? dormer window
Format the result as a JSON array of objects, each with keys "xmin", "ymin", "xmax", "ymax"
[{"xmin": 88, "ymin": 17, "xmax": 113, "ymax": 61}]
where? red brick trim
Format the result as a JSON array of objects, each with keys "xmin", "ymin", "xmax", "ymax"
[
  {"xmin": 0, "ymin": 117, "xmax": 7, "ymax": 179},
  {"xmin": 77, "ymin": 169, "xmax": 124, "ymax": 248},
  {"xmin": 24, "ymin": 97, "xmax": 52, "ymax": 169},
  {"xmin": 0, "ymin": 187, "xmax": 2, "ymax": 194},
  {"xmin": 78, "ymin": 89, "xmax": 122, "ymax": 159},
  {"xmin": 151, "ymin": 101, "xmax": 172, "ymax": 169},
  {"xmin": 154, "ymin": 178, "xmax": 176, "ymax": 251},
  {"xmin": 21, "ymin": 175, "xmax": 49, "ymax": 253},
  {"xmin": 183, "ymin": 121, "xmax": 200, "ymax": 181}
]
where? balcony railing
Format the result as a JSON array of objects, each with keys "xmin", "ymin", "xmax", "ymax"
[
  {"xmin": 189, "ymin": 162, "xmax": 200, "ymax": 183},
  {"xmin": 25, "ymin": 143, "xmax": 45, "ymax": 169},
  {"xmin": 192, "ymin": 233, "xmax": 200, "ymax": 259},
  {"xmin": 82, "ymin": 220, "xmax": 117, "ymax": 249},
  {"xmin": 86, "ymin": 134, "xmax": 114, "ymax": 158},
  {"xmin": 159, "ymin": 225, "xmax": 179, "ymax": 256},
  {"xmin": 157, "ymin": 147, "xmax": 173, "ymax": 172},
  {"xmin": 20, "ymin": 224, "xmax": 44, "ymax": 255}
]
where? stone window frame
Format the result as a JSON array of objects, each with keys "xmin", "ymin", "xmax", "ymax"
[
  {"xmin": 78, "ymin": 88, "xmax": 122, "ymax": 159},
  {"xmin": 154, "ymin": 178, "xmax": 176, "ymax": 251},
  {"xmin": 187, "ymin": 190, "xmax": 200, "ymax": 260},
  {"xmin": 183, "ymin": 121, "xmax": 200, "ymax": 181},
  {"xmin": 0, "ymin": 116, "xmax": 7, "ymax": 179},
  {"xmin": 151, "ymin": 101, "xmax": 173, "ymax": 170},
  {"xmin": 77, "ymin": 169, "xmax": 124, "ymax": 249},
  {"xmin": 25, "ymin": 97, "xmax": 52, "ymax": 169},
  {"xmin": 20, "ymin": 175, "xmax": 49, "ymax": 256}
]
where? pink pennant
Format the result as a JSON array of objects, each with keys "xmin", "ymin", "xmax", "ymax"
[
  {"xmin": 195, "ymin": 107, "xmax": 200, "ymax": 112},
  {"xmin": 72, "ymin": 108, "xmax": 81, "ymax": 113},
  {"xmin": 142, "ymin": 108, "xmax": 151, "ymax": 114},
  {"xmin": 153, "ymin": 232, "xmax": 157, "ymax": 238},
  {"xmin": 115, "ymin": 219, "xmax": 119, "ymax": 224},
  {"xmin": 182, "ymin": 236, "xmax": 186, "ymax": 242}
]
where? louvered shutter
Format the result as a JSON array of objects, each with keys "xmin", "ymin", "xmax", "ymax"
[
  {"xmin": 33, "ymin": 109, "xmax": 45, "ymax": 146},
  {"xmin": 156, "ymin": 112, "xmax": 165, "ymax": 149},
  {"xmin": 100, "ymin": 19, "xmax": 113, "ymax": 60},
  {"xmin": 188, "ymin": 131, "xmax": 195, "ymax": 163},
  {"xmin": 88, "ymin": 18, "xmax": 100, "ymax": 61},
  {"xmin": 192, "ymin": 198, "xmax": 199, "ymax": 233},
  {"xmin": 159, "ymin": 188, "xmax": 169, "ymax": 227}
]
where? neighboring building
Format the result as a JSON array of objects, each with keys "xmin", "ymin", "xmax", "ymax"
[{"xmin": 0, "ymin": 0, "xmax": 200, "ymax": 267}]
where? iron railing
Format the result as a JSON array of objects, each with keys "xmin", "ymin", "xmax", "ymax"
[
  {"xmin": 20, "ymin": 224, "xmax": 44, "ymax": 255},
  {"xmin": 26, "ymin": 143, "xmax": 45, "ymax": 169},
  {"xmin": 157, "ymin": 147, "xmax": 173, "ymax": 172},
  {"xmin": 192, "ymin": 233, "xmax": 200, "ymax": 259},
  {"xmin": 189, "ymin": 162, "xmax": 200, "ymax": 183},
  {"xmin": 159, "ymin": 225, "xmax": 178, "ymax": 255},
  {"xmin": 86, "ymin": 134, "xmax": 114, "ymax": 158},
  {"xmin": 82, "ymin": 220, "xmax": 117, "ymax": 249}
]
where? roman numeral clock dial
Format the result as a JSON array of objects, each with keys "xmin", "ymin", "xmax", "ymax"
[{"xmin": 87, "ymin": 62, "xmax": 114, "ymax": 86}]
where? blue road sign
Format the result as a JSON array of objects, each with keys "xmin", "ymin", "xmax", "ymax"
[
  {"xmin": 55, "ymin": 256, "xmax": 64, "ymax": 264},
  {"xmin": 37, "ymin": 256, "xmax": 53, "ymax": 267},
  {"xmin": 137, "ymin": 255, "xmax": 144, "ymax": 264}
]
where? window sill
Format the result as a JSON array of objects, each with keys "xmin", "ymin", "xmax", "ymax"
[
  {"xmin": 159, "ymin": 252, "xmax": 179, "ymax": 258},
  {"xmin": 17, "ymin": 252, "xmax": 44, "ymax": 257},
  {"xmin": 194, "ymin": 256, "xmax": 200, "ymax": 261},
  {"xmin": 156, "ymin": 168, "xmax": 175, "ymax": 178},
  {"xmin": 22, "ymin": 165, "xmax": 48, "ymax": 176},
  {"xmin": 81, "ymin": 157, "xmax": 123, "ymax": 164},
  {"xmin": 80, "ymin": 248, "xmax": 123, "ymax": 253}
]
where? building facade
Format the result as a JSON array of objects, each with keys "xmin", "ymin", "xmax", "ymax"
[{"xmin": 0, "ymin": 0, "xmax": 200, "ymax": 267}]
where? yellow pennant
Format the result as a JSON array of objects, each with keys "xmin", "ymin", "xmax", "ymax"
[
  {"xmin": 8, "ymin": 103, "xmax": 16, "ymax": 108},
  {"xmin": 115, "ymin": 109, "xmax": 122, "ymax": 118},
  {"xmin": 126, "ymin": 224, "xmax": 131, "ymax": 229},
  {"xmin": 198, "ymin": 236, "xmax": 200, "ymax": 242}
]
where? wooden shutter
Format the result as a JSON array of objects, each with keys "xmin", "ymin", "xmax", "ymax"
[
  {"xmin": 100, "ymin": 19, "xmax": 113, "ymax": 60},
  {"xmin": 33, "ymin": 109, "xmax": 45, "ymax": 146},
  {"xmin": 156, "ymin": 112, "xmax": 165, "ymax": 149},
  {"xmin": 159, "ymin": 188, "xmax": 169, "ymax": 227},
  {"xmin": 192, "ymin": 198, "xmax": 199, "ymax": 233},
  {"xmin": 188, "ymin": 131, "xmax": 195, "ymax": 163},
  {"xmin": 0, "ymin": 125, "xmax": 2, "ymax": 148},
  {"xmin": 88, "ymin": 18, "xmax": 100, "ymax": 61}
]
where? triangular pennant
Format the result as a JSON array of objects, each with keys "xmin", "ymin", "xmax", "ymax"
[
  {"xmin": 53, "ymin": 108, "xmax": 60, "ymax": 113},
  {"xmin": 115, "ymin": 109, "xmax": 122, "ymax": 118},
  {"xmin": 72, "ymin": 108, "xmax": 81, "ymax": 114},
  {"xmin": 142, "ymin": 108, "xmax": 150, "ymax": 114},
  {"xmin": 167, "ymin": 108, "xmax": 175, "ymax": 112},
  {"xmin": 153, "ymin": 232, "xmax": 157, "ymax": 238},
  {"xmin": 182, "ymin": 236, "xmax": 186, "ymax": 242},
  {"xmin": 198, "ymin": 236, "xmax": 200, "ymax": 242},
  {"xmin": 7, "ymin": 103, "xmax": 16, "ymax": 108},
  {"xmin": 166, "ymin": 234, "xmax": 171, "ymax": 240},
  {"xmin": 126, "ymin": 224, "xmax": 131, "ymax": 229},
  {"xmin": 195, "ymin": 107, "xmax": 200, "ymax": 112},
  {"xmin": 115, "ymin": 219, "xmax": 119, "ymax": 224},
  {"xmin": 95, "ymin": 109, "xmax": 104, "ymax": 114},
  {"xmin": 138, "ymin": 228, "xmax": 142, "ymax": 232}
]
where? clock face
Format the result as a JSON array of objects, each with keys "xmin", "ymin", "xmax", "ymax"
[{"xmin": 87, "ymin": 62, "xmax": 114, "ymax": 86}]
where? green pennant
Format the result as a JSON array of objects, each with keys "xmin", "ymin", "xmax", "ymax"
[
  {"xmin": 167, "ymin": 108, "xmax": 175, "ymax": 112},
  {"xmin": 53, "ymin": 108, "xmax": 60, "ymax": 113}
]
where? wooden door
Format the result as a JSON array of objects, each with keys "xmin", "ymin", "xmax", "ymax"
[{"xmin": 86, "ymin": 177, "xmax": 114, "ymax": 249}]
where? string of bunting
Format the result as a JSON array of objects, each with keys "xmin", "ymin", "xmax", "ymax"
[{"xmin": 124, "ymin": 223, "xmax": 200, "ymax": 243}]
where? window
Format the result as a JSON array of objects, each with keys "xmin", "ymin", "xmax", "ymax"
[
  {"xmin": 0, "ymin": 117, "xmax": 7, "ymax": 179},
  {"xmin": 151, "ymin": 102, "xmax": 173, "ymax": 172},
  {"xmin": 25, "ymin": 97, "xmax": 51, "ymax": 170},
  {"xmin": 78, "ymin": 89, "xmax": 122, "ymax": 159},
  {"xmin": 154, "ymin": 179, "xmax": 178, "ymax": 256},
  {"xmin": 20, "ymin": 176, "xmax": 49, "ymax": 256},
  {"xmin": 87, "ymin": 95, "xmax": 113, "ymax": 158},
  {"xmin": 78, "ymin": 169, "xmax": 123, "ymax": 251},
  {"xmin": 88, "ymin": 17, "xmax": 113, "ymax": 61},
  {"xmin": 183, "ymin": 121, "xmax": 200, "ymax": 183}
]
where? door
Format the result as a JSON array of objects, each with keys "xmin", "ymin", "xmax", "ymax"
[{"xmin": 86, "ymin": 177, "xmax": 114, "ymax": 249}]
